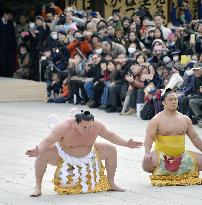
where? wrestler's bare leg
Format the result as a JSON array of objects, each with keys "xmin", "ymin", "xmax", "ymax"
[
  {"xmin": 31, "ymin": 145, "xmax": 60, "ymax": 197},
  {"xmin": 142, "ymin": 151, "xmax": 158, "ymax": 173},
  {"xmin": 95, "ymin": 142, "xmax": 125, "ymax": 192}
]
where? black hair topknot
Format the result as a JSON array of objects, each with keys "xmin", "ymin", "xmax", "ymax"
[{"xmin": 74, "ymin": 110, "xmax": 94, "ymax": 124}]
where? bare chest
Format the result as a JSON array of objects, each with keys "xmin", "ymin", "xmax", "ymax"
[
  {"xmin": 59, "ymin": 129, "xmax": 98, "ymax": 148},
  {"xmin": 157, "ymin": 118, "xmax": 188, "ymax": 136}
]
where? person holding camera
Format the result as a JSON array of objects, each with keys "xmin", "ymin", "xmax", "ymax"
[
  {"xmin": 51, "ymin": 30, "xmax": 70, "ymax": 76},
  {"xmin": 67, "ymin": 31, "xmax": 92, "ymax": 58},
  {"xmin": 41, "ymin": 1, "xmax": 63, "ymax": 20}
]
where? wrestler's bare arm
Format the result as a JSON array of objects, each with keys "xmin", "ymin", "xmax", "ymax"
[
  {"xmin": 37, "ymin": 125, "xmax": 63, "ymax": 153},
  {"xmin": 98, "ymin": 122, "xmax": 128, "ymax": 146},
  {"xmin": 144, "ymin": 116, "xmax": 158, "ymax": 153},
  {"xmin": 26, "ymin": 123, "xmax": 65, "ymax": 157},
  {"xmin": 97, "ymin": 121, "xmax": 142, "ymax": 148},
  {"xmin": 185, "ymin": 116, "xmax": 202, "ymax": 152}
]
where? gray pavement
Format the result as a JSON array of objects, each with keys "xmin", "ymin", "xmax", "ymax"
[{"xmin": 0, "ymin": 102, "xmax": 202, "ymax": 205}]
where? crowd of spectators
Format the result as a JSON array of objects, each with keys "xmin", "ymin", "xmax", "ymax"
[{"xmin": 0, "ymin": 0, "xmax": 202, "ymax": 127}]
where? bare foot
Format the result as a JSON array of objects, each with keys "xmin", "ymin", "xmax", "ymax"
[
  {"xmin": 30, "ymin": 187, "xmax": 42, "ymax": 197},
  {"xmin": 109, "ymin": 184, "xmax": 126, "ymax": 192}
]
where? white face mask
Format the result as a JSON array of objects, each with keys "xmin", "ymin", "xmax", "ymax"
[
  {"xmin": 173, "ymin": 55, "xmax": 179, "ymax": 62},
  {"xmin": 52, "ymin": 33, "xmax": 58, "ymax": 40},
  {"xmin": 95, "ymin": 48, "xmax": 102, "ymax": 54},
  {"xmin": 128, "ymin": 47, "xmax": 136, "ymax": 54}
]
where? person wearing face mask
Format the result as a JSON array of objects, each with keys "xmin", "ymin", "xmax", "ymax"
[
  {"xmin": 13, "ymin": 43, "xmax": 32, "ymax": 79},
  {"xmin": 127, "ymin": 43, "xmax": 137, "ymax": 58}
]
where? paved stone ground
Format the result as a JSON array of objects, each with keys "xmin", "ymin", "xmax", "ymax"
[{"xmin": 0, "ymin": 102, "xmax": 202, "ymax": 205}]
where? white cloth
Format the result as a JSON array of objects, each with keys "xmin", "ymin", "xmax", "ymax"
[
  {"xmin": 55, "ymin": 143, "xmax": 100, "ymax": 193},
  {"xmin": 162, "ymin": 72, "xmax": 184, "ymax": 96}
]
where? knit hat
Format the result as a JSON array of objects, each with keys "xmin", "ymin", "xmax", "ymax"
[
  {"xmin": 122, "ymin": 16, "xmax": 132, "ymax": 23},
  {"xmin": 152, "ymin": 39, "xmax": 164, "ymax": 46}
]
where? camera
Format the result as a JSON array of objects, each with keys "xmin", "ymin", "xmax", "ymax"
[
  {"xmin": 76, "ymin": 36, "xmax": 85, "ymax": 41},
  {"xmin": 57, "ymin": 14, "xmax": 66, "ymax": 25},
  {"xmin": 133, "ymin": 8, "xmax": 147, "ymax": 17}
]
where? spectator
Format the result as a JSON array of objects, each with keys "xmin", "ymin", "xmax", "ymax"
[
  {"xmin": 101, "ymin": 40, "xmax": 126, "ymax": 58},
  {"xmin": 84, "ymin": 53, "xmax": 102, "ymax": 105},
  {"xmin": 189, "ymin": 96, "xmax": 202, "ymax": 127},
  {"xmin": 41, "ymin": 1, "xmax": 63, "ymax": 20},
  {"xmin": 15, "ymin": 14, "xmax": 29, "ymax": 46},
  {"xmin": 47, "ymin": 72, "xmax": 61, "ymax": 101},
  {"xmin": 48, "ymin": 77, "xmax": 69, "ymax": 103},
  {"xmin": 154, "ymin": 13, "xmax": 171, "ymax": 39},
  {"xmin": 121, "ymin": 16, "xmax": 132, "ymax": 36},
  {"xmin": 195, "ymin": 21, "xmax": 202, "ymax": 54},
  {"xmin": 13, "ymin": 43, "xmax": 32, "ymax": 79},
  {"xmin": 0, "ymin": 9, "xmax": 16, "ymax": 77},
  {"xmin": 67, "ymin": 31, "xmax": 92, "ymax": 58},
  {"xmin": 67, "ymin": 55, "xmax": 88, "ymax": 104},
  {"xmin": 171, "ymin": 1, "xmax": 192, "ymax": 26}
]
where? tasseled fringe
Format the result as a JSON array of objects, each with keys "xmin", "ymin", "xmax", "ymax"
[
  {"xmin": 150, "ymin": 172, "xmax": 202, "ymax": 186},
  {"xmin": 53, "ymin": 162, "xmax": 110, "ymax": 194}
]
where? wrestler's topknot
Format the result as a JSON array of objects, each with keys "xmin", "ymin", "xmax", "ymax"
[
  {"xmin": 74, "ymin": 110, "xmax": 94, "ymax": 124},
  {"xmin": 161, "ymin": 88, "xmax": 174, "ymax": 101}
]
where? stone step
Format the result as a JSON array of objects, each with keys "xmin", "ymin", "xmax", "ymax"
[{"xmin": 0, "ymin": 77, "xmax": 46, "ymax": 102}]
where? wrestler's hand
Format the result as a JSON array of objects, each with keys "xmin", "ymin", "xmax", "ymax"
[
  {"xmin": 143, "ymin": 153, "xmax": 153, "ymax": 167},
  {"xmin": 26, "ymin": 146, "xmax": 40, "ymax": 157},
  {"xmin": 127, "ymin": 139, "xmax": 143, "ymax": 149}
]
